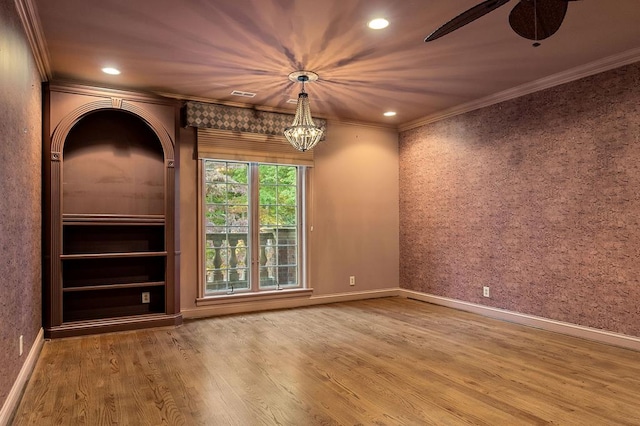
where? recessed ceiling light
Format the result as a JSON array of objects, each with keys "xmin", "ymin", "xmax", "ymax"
[
  {"xmin": 368, "ymin": 18, "xmax": 389, "ymax": 30},
  {"xmin": 384, "ymin": 111, "xmax": 397, "ymax": 117},
  {"xmin": 101, "ymin": 67, "xmax": 121, "ymax": 75}
]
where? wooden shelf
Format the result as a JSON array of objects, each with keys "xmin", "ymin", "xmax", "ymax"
[
  {"xmin": 61, "ymin": 251, "xmax": 167, "ymax": 260},
  {"xmin": 63, "ymin": 281, "xmax": 165, "ymax": 292},
  {"xmin": 63, "ymin": 214, "xmax": 165, "ymax": 225},
  {"xmin": 64, "ymin": 306, "xmax": 164, "ymax": 323},
  {"xmin": 62, "ymin": 256, "xmax": 165, "ymax": 287},
  {"xmin": 62, "ymin": 285, "xmax": 166, "ymax": 322},
  {"xmin": 63, "ymin": 224, "xmax": 165, "ymax": 255}
]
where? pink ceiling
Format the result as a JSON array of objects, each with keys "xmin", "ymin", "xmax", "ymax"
[{"xmin": 33, "ymin": 0, "xmax": 640, "ymax": 125}]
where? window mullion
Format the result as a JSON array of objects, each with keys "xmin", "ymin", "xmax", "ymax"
[{"xmin": 250, "ymin": 163, "xmax": 260, "ymax": 292}]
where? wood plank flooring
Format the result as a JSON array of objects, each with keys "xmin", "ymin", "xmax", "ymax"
[{"xmin": 11, "ymin": 297, "xmax": 640, "ymax": 425}]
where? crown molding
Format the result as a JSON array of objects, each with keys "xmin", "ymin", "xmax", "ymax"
[
  {"xmin": 14, "ymin": 0, "xmax": 52, "ymax": 81},
  {"xmin": 325, "ymin": 118, "xmax": 397, "ymax": 131},
  {"xmin": 399, "ymin": 47, "xmax": 640, "ymax": 132},
  {"xmin": 49, "ymin": 80, "xmax": 179, "ymax": 106}
]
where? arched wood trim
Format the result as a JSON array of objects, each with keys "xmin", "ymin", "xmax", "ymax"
[{"xmin": 50, "ymin": 99, "xmax": 175, "ymax": 161}]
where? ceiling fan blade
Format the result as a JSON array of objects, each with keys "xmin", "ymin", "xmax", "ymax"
[
  {"xmin": 425, "ymin": 0, "xmax": 512, "ymax": 42},
  {"xmin": 509, "ymin": 0, "xmax": 568, "ymax": 41}
]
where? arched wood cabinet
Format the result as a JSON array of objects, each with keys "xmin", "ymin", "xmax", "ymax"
[{"xmin": 43, "ymin": 83, "xmax": 182, "ymax": 338}]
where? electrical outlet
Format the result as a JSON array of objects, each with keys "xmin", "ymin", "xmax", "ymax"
[
  {"xmin": 19, "ymin": 335, "xmax": 24, "ymax": 356},
  {"xmin": 349, "ymin": 276, "xmax": 356, "ymax": 286},
  {"xmin": 142, "ymin": 292, "xmax": 151, "ymax": 303},
  {"xmin": 483, "ymin": 286, "xmax": 490, "ymax": 298}
]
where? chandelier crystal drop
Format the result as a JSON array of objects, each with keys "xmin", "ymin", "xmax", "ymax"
[{"xmin": 284, "ymin": 72, "xmax": 324, "ymax": 152}]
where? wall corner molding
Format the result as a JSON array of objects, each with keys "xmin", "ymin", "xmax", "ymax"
[
  {"xmin": 0, "ymin": 328, "xmax": 44, "ymax": 426},
  {"xmin": 399, "ymin": 290, "xmax": 640, "ymax": 352},
  {"xmin": 14, "ymin": 0, "xmax": 52, "ymax": 82},
  {"xmin": 399, "ymin": 47, "xmax": 640, "ymax": 132}
]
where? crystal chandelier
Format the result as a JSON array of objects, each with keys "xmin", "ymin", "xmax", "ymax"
[{"xmin": 284, "ymin": 71, "xmax": 324, "ymax": 152}]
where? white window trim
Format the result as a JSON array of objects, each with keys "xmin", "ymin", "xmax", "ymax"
[
  {"xmin": 195, "ymin": 288, "xmax": 313, "ymax": 306},
  {"xmin": 197, "ymin": 159, "xmax": 309, "ymax": 301}
]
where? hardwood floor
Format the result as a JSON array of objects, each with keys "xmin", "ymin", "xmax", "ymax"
[{"xmin": 12, "ymin": 298, "xmax": 640, "ymax": 425}]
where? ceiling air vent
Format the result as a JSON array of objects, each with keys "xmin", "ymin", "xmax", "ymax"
[{"xmin": 231, "ymin": 90, "xmax": 256, "ymax": 98}]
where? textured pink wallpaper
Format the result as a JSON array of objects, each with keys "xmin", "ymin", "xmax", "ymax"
[
  {"xmin": 400, "ymin": 62, "xmax": 640, "ymax": 337},
  {"xmin": 0, "ymin": 0, "xmax": 42, "ymax": 408}
]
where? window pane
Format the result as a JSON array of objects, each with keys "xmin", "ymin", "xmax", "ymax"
[
  {"xmin": 227, "ymin": 163, "xmax": 248, "ymax": 184},
  {"xmin": 228, "ymin": 184, "xmax": 248, "ymax": 205},
  {"xmin": 260, "ymin": 206, "xmax": 278, "ymax": 226},
  {"xmin": 228, "ymin": 205, "xmax": 248, "ymax": 226},
  {"xmin": 258, "ymin": 166, "xmax": 299, "ymax": 289},
  {"xmin": 259, "ymin": 185, "xmax": 277, "ymax": 206},
  {"xmin": 205, "ymin": 161, "xmax": 227, "ymax": 183},
  {"xmin": 206, "ymin": 205, "xmax": 226, "ymax": 226},
  {"xmin": 275, "ymin": 228, "xmax": 297, "ymax": 245},
  {"xmin": 229, "ymin": 226, "xmax": 248, "ymax": 235},
  {"xmin": 277, "ymin": 166, "xmax": 297, "ymax": 185},
  {"xmin": 278, "ymin": 206, "xmax": 297, "ymax": 226},
  {"xmin": 203, "ymin": 160, "xmax": 251, "ymax": 295},
  {"xmin": 274, "ymin": 245, "xmax": 297, "ymax": 266},
  {"xmin": 259, "ymin": 266, "xmax": 276, "ymax": 287},
  {"xmin": 277, "ymin": 186, "xmax": 296, "ymax": 205},
  {"xmin": 206, "ymin": 225, "xmax": 225, "ymax": 235},
  {"xmin": 259, "ymin": 165, "xmax": 277, "ymax": 184},
  {"xmin": 205, "ymin": 183, "xmax": 226, "ymax": 204},
  {"xmin": 203, "ymin": 160, "xmax": 302, "ymax": 295},
  {"xmin": 276, "ymin": 267, "xmax": 298, "ymax": 285}
]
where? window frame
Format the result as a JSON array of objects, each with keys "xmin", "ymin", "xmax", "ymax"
[{"xmin": 198, "ymin": 158, "xmax": 308, "ymax": 299}]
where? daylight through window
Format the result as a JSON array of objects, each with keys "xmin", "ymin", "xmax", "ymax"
[{"xmin": 202, "ymin": 160, "xmax": 304, "ymax": 296}]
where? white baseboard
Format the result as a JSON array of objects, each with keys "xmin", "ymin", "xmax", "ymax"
[
  {"xmin": 308, "ymin": 288, "xmax": 400, "ymax": 304},
  {"xmin": 0, "ymin": 327, "xmax": 44, "ymax": 426},
  {"xmin": 182, "ymin": 288, "xmax": 400, "ymax": 319},
  {"xmin": 400, "ymin": 290, "xmax": 640, "ymax": 352}
]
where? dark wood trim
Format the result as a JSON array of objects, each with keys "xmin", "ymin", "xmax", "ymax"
[
  {"xmin": 44, "ymin": 313, "xmax": 183, "ymax": 339},
  {"xmin": 63, "ymin": 282, "xmax": 166, "ymax": 292},
  {"xmin": 42, "ymin": 83, "xmax": 54, "ymax": 328},
  {"xmin": 60, "ymin": 252, "xmax": 167, "ymax": 260},
  {"xmin": 49, "ymin": 99, "xmax": 175, "ymax": 162},
  {"xmin": 168, "ymin": 101, "xmax": 181, "ymax": 316},
  {"xmin": 62, "ymin": 214, "xmax": 165, "ymax": 224}
]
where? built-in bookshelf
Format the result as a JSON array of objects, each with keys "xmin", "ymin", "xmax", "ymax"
[
  {"xmin": 61, "ymin": 216, "xmax": 167, "ymax": 322},
  {"xmin": 43, "ymin": 83, "xmax": 181, "ymax": 338}
]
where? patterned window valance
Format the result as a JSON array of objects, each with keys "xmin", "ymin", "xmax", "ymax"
[{"xmin": 183, "ymin": 101, "xmax": 327, "ymax": 140}]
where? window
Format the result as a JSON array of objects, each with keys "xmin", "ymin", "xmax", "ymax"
[{"xmin": 202, "ymin": 160, "xmax": 305, "ymax": 296}]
